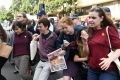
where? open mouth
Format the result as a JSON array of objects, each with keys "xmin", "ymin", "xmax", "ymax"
[
  {"xmin": 88, "ymin": 22, "xmax": 95, "ymax": 26},
  {"xmin": 89, "ymin": 21, "xmax": 94, "ymax": 24}
]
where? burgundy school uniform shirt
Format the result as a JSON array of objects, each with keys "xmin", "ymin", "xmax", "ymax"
[
  {"xmin": 13, "ymin": 31, "xmax": 32, "ymax": 57},
  {"xmin": 88, "ymin": 26, "xmax": 120, "ymax": 71}
]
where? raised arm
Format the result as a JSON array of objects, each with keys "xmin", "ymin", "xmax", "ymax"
[{"xmin": 81, "ymin": 30, "xmax": 89, "ymax": 55}]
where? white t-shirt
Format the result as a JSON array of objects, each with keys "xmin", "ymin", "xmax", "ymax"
[{"xmin": 49, "ymin": 23, "xmax": 54, "ymax": 32}]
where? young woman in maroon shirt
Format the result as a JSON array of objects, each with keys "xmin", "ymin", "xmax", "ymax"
[
  {"xmin": 81, "ymin": 6, "xmax": 120, "ymax": 80},
  {"xmin": 12, "ymin": 21, "xmax": 32, "ymax": 80}
]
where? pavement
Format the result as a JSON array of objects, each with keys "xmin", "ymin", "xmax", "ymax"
[
  {"xmin": 1, "ymin": 61, "xmax": 21, "ymax": 80},
  {"xmin": 1, "ymin": 61, "xmax": 63, "ymax": 80}
]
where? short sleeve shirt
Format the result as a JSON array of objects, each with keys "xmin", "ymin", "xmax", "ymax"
[{"xmin": 88, "ymin": 26, "xmax": 120, "ymax": 70}]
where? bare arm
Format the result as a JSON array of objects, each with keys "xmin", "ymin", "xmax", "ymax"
[
  {"xmin": 81, "ymin": 30, "xmax": 90, "ymax": 55},
  {"xmin": 99, "ymin": 49, "xmax": 120, "ymax": 70},
  {"xmin": 108, "ymin": 49, "xmax": 120, "ymax": 62},
  {"xmin": 74, "ymin": 55, "xmax": 88, "ymax": 62}
]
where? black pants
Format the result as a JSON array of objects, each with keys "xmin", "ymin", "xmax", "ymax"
[
  {"xmin": 73, "ymin": 73, "xmax": 87, "ymax": 80},
  {"xmin": 73, "ymin": 63, "xmax": 88, "ymax": 80}
]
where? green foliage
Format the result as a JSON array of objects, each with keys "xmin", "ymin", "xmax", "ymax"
[
  {"xmin": 11, "ymin": 0, "xmax": 22, "ymax": 12},
  {"xmin": 45, "ymin": 0, "xmax": 65, "ymax": 12},
  {"xmin": 0, "ymin": 8, "xmax": 14, "ymax": 22},
  {"xmin": 9, "ymin": 0, "xmax": 77, "ymax": 15},
  {"xmin": 11, "ymin": 0, "xmax": 35, "ymax": 14},
  {"xmin": 0, "ymin": 7, "xmax": 7, "ymax": 22},
  {"xmin": 6, "ymin": 11, "xmax": 14, "ymax": 22},
  {"xmin": 44, "ymin": 0, "xmax": 77, "ymax": 12},
  {"xmin": 20, "ymin": 0, "xmax": 31, "ymax": 12}
]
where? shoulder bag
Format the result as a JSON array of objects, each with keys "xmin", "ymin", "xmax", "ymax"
[{"xmin": 106, "ymin": 26, "xmax": 120, "ymax": 74}]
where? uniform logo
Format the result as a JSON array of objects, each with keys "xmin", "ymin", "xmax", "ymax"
[{"xmin": 102, "ymin": 33, "xmax": 105, "ymax": 36}]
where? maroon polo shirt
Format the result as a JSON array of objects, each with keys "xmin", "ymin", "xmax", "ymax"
[
  {"xmin": 13, "ymin": 31, "xmax": 32, "ymax": 57},
  {"xmin": 88, "ymin": 26, "xmax": 120, "ymax": 71}
]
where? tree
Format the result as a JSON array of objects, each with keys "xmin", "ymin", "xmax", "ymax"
[
  {"xmin": 11, "ymin": 0, "xmax": 35, "ymax": 14},
  {"xmin": 44, "ymin": 0, "xmax": 64, "ymax": 12},
  {"xmin": 20, "ymin": 0, "xmax": 31, "ymax": 13},
  {"xmin": 0, "ymin": 7, "xmax": 14, "ymax": 22},
  {"xmin": 5, "ymin": 11, "xmax": 14, "ymax": 22},
  {"xmin": 11, "ymin": 0, "xmax": 22, "ymax": 12},
  {"xmin": 0, "ymin": 6, "xmax": 7, "ymax": 22},
  {"xmin": 10, "ymin": 0, "xmax": 77, "ymax": 15}
]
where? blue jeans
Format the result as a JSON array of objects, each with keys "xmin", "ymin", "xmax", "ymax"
[{"xmin": 87, "ymin": 67, "xmax": 120, "ymax": 80}]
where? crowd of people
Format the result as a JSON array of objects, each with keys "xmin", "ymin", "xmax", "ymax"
[{"xmin": 0, "ymin": 6, "xmax": 120, "ymax": 80}]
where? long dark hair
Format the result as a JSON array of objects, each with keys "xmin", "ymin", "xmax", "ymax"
[
  {"xmin": 89, "ymin": 6, "xmax": 115, "ymax": 28},
  {"xmin": 0, "ymin": 24, "xmax": 7, "ymax": 42},
  {"xmin": 87, "ymin": 6, "xmax": 116, "ymax": 36}
]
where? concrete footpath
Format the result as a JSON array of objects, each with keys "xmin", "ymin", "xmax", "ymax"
[{"xmin": 1, "ymin": 61, "xmax": 63, "ymax": 80}]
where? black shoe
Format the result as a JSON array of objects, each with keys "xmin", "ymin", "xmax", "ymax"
[
  {"xmin": 10, "ymin": 62, "xmax": 15, "ymax": 65},
  {"xmin": 13, "ymin": 70, "xmax": 19, "ymax": 74}
]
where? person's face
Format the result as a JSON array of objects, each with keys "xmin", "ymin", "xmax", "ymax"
[
  {"xmin": 16, "ymin": 14, "xmax": 24, "ymax": 21},
  {"xmin": 63, "ymin": 23, "xmax": 73, "ymax": 35},
  {"xmin": 14, "ymin": 26, "xmax": 23, "ymax": 35},
  {"xmin": 16, "ymin": 14, "xmax": 27, "ymax": 23},
  {"xmin": 88, "ymin": 11, "xmax": 103, "ymax": 29},
  {"xmin": 56, "ymin": 22, "xmax": 63, "ymax": 32},
  {"xmin": 37, "ymin": 23, "xmax": 48, "ymax": 34}
]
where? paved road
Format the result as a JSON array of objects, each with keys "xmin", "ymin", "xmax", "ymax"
[
  {"xmin": 1, "ymin": 62, "xmax": 21, "ymax": 80},
  {"xmin": 1, "ymin": 61, "xmax": 63, "ymax": 80}
]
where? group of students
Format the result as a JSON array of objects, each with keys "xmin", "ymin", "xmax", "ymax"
[{"xmin": 0, "ymin": 6, "xmax": 120, "ymax": 80}]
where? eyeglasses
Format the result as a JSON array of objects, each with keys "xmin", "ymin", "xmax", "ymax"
[{"xmin": 17, "ymin": 16, "xmax": 23, "ymax": 17}]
